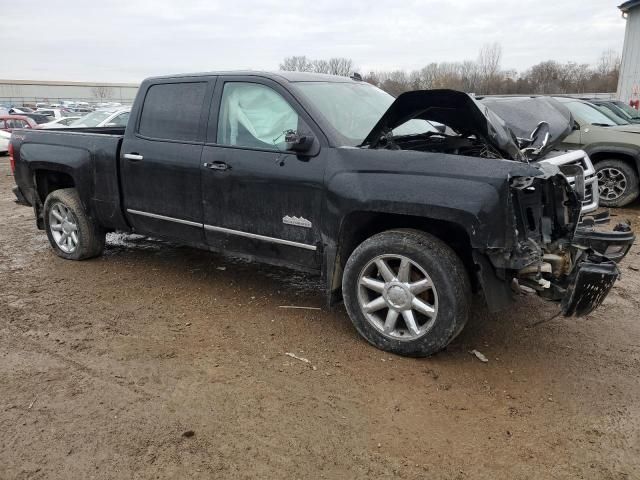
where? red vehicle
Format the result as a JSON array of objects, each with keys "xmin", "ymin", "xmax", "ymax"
[{"xmin": 0, "ymin": 115, "xmax": 38, "ymax": 132}]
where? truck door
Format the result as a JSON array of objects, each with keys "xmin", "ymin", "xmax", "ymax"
[
  {"xmin": 120, "ymin": 79, "xmax": 213, "ymax": 243},
  {"xmin": 200, "ymin": 77, "xmax": 327, "ymax": 270}
]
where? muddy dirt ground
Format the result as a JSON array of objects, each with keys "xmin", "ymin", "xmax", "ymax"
[{"xmin": 1, "ymin": 156, "xmax": 639, "ymax": 480}]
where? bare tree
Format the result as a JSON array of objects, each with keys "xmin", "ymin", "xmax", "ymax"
[
  {"xmin": 279, "ymin": 45, "xmax": 620, "ymax": 96},
  {"xmin": 92, "ymin": 86, "xmax": 115, "ymax": 101},
  {"xmin": 477, "ymin": 42, "xmax": 502, "ymax": 93},
  {"xmin": 327, "ymin": 58, "xmax": 354, "ymax": 76},
  {"xmin": 280, "ymin": 56, "xmax": 313, "ymax": 72},
  {"xmin": 596, "ymin": 49, "xmax": 621, "ymax": 77},
  {"xmin": 312, "ymin": 59, "xmax": 330, "ymax": 74},
  {"xmin": 279, "ymin": 56, "xmax": 354, "ymax": 77}
]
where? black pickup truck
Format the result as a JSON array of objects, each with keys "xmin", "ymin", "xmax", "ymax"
[{"xmin": 9, "ymin": 71, "xmax": 635, "ymax": 357}]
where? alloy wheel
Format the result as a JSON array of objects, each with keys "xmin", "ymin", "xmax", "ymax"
[
  {"xmin": 48, "ymin": 202, "xmax": 79, "ymax": 253},
  {"xmin": 357, "ymin": 254, "xmax": 438, "ymax": 341},
  {"xmin": 597, "ymin": 167, "xmax": 628, "ymax": 201}
]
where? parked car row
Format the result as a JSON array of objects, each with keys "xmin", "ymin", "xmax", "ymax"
[
  {"xmin": 0, "ymin": 101, "xmax": 125, "ymax": 118},
  {"xmin": 0, "ymin": 107, "xmax": 131, "ymax": 133}
]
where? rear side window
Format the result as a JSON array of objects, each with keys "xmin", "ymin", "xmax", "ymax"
[{"xmin": 138, "ymin": 82, "xmax": 207, "ymax": 141}]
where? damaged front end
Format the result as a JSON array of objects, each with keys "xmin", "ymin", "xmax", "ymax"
[
  {"xmin": 361, "ymin": 88, "xmax": 635, "ymax": 316},
  {"xmin": 495, "ymin": 163, "xmax": 634, "ymax": 317}
]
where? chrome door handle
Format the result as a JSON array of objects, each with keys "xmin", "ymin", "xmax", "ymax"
[
  {"xmin": 204, "ymin": 162, "xmax": 230, "ymax": 171},
  {"xmin": 124, "ymin": 153, "xmax": 144, "ymax": 161}
]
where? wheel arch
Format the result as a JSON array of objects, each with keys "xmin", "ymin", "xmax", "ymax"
[
  {"xmin": 588, "ymin": 147, "xmax": 640, "ymax": 174},
  {"xmin": 34, "ymin": 168, "xmax": 76, "ymax": 203},
  {"xmin": 588, "ymin": 149, "xmax": 640, "ymax": 205},
  {"xmin": 32, "ymin": 168, "xmax": 77, "ymax": 229},
  {"xmin": 327, "ymin": 211, "xmax": 479, "ymax": 305}
]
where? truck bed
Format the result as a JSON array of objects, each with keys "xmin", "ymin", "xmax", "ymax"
[{"xmin": 11, "ymin": 126, "xmax": 129, "ymax": 231}]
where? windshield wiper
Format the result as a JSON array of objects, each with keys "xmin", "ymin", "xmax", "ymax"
[{"xmin": 591, "ymin": 123, "xmax": 615, "ymax": 127}]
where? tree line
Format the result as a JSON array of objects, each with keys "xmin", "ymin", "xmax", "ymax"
[{"xmin": 279, "ymin": 44, "xmax": 620, "ymax": 96}]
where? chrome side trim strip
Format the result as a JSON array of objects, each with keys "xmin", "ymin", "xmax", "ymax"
[
  {"xmin": 126, "ymin": 208, "xmax": 317, "ymax": 251},
  {"xmin": 126, "ymin": 209, "xmax": 203, "ymax": 228},
  {"xmin": 204, "ymin": 224, "xmax": 317, "ymax": 251}
]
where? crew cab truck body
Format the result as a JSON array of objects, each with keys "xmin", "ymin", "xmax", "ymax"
[{"xmin": 10, "ymin": 72, "xmax": 635, "ymax": 357}]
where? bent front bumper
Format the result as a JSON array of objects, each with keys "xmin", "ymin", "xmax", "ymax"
[
  {"xmin": 574, "ymin": 212, "xmax": 635, "ymax": 263},
  {"xmin": 561, "ymin": 257, "xmax": 619, "ymax": 316},
  {"xmin": 513, "ymin": 213, "xmax": 634, "ymax": 317},
  {"xmin": 559, "ymin": 220, "xmax": 634, "ymax": 316},
  {"xmin": 559, "ymin": 217, "xmax": 634, "ymax": 316}
]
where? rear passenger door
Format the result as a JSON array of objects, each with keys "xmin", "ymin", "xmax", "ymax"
[{"xmin": 120, "ymin": 79, "xmax": 214, "ymax": 243}]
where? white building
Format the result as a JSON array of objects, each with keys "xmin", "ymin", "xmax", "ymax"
[
  {"xmin": 617, "ymin": 0, "xmax": 640, "ymax": 103},
  {"xmin": 0, "ymin": 79, "xmax": 139, "ymax": 105}
]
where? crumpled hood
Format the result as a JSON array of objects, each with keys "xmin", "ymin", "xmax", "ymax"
[
  {"xmin": 479, "ymin": 96, "xmax": 574, "ymax": 158},
  {"xmin": 361, "ymin": 89, "xmax": 524, "ymax": 160}
]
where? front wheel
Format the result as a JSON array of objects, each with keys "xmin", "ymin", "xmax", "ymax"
[
  {"xmin": 342, "ymin": 229, "xmax": 471, "ymax": 357},
  {"xmin": 43, "ymin": 188, "xmax": 105, "ymax": 260},
  {"xmin": 595, "ymin": 159, "xmax": 639, "ymax": 207}
]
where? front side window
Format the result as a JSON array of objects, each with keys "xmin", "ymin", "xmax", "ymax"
[
  {"xmin": 139, "ymin": 82, "xmax": 207, "ymax": 141},
  {"xmin": 217, "ymin": 83, "xmax": 299, "ymax": 150}
]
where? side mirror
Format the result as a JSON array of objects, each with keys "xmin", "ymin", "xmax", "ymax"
[
  {"xmin": 285, "ymin": 130, "xmax": 315, "ymax": 153},
  {"xmin": 572, "ymin": 121, "xmax": 580, "ymax": 131}
]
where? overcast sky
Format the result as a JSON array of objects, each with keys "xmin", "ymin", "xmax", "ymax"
[{"xmin": 1, "ymin": 0, "xmax": 628, "ymax": 83}]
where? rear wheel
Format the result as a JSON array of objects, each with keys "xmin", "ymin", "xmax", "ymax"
[
  {"xmin": 43, "ymin": 188, "xmax": 105, "ymax": 260},
  {"xmin": 342, "ymin": 229, "xmax": 471, "ymax": 357},
  {"xmin": 595, "ymin": 159, "xmax": 639, "ymax": 207}
]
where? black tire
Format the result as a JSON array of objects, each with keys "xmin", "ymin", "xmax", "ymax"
[
  {"xmin": 595, "ymin": 159, "xmax": 639, "ymax": 207},
  {"xmin": 342, "ymin": 229, "xmax": 471, "ymax": 357},
  {"xmin": 43, "ymin": 188, "xmax": 105, "ymax": 260}
]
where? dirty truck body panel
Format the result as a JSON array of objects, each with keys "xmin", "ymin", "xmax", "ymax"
[{"xmin": 10, "ymin": 72, "xmax": 634, "ymax": 320}]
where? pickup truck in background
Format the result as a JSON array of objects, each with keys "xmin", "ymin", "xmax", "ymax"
[{"xmin": 9, "ymin": 71, "xmax": 635, "ymax": 357}]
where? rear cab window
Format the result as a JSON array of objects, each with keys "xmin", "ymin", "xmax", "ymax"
[{"xmin": 138, "ymin": 82, "xmax": 207, "ymax": 142}]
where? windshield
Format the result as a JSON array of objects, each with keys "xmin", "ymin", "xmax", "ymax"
[
  {"xmin": 294, "ymin": 82, "xmax": 435, "ymax": 146},
  {"xmin": 612, "ymin": 101, "xmax": 640, "ymax": 119},
  {"xmin": 565, "ymin": 101, "xmax": 617, "ymax": 127},
  {"xmin": 70, "ymin": 110, "xmax": 113, "ymax": 127}
]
